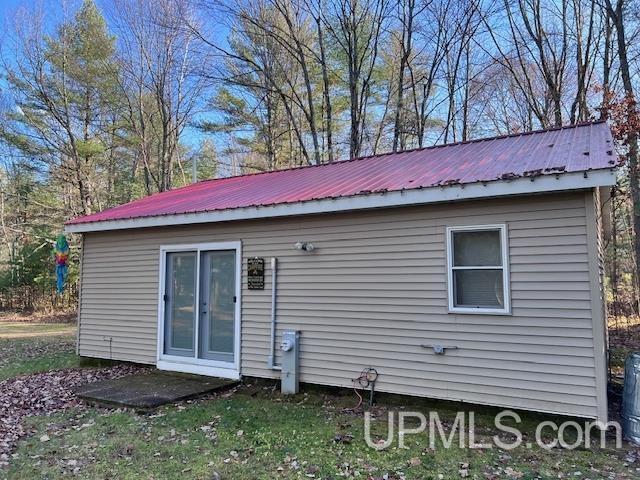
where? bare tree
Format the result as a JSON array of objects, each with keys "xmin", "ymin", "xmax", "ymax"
[
  {"xmin": 604, "ymin": 0, "xmax": 640, "ymax": 306},
  {"xmin": 407, "ymin": 0, "xmax": 450, "ymax": 147},
  {"xmin": 268, "ymin": 0, "xmax": 323, "ymax": 164},
  {"xmin": 442, "ymin": 0, "xmax": 481, "ymax": 142},
  {"xmin": 304, "ymin": 0, "xmax": 336, "ymax": 162},
  {"xmin": 324, "ymin": 0, "xmax": 390, "ymax": 158},
  {"xmin": 392, "ymin": 0, "xmax": 421, "ymax": 151},
  {"xmin": 480, "ymin": 0, "xmax": 569, "ymax": 128},
  {"xmin": 113, "ymin": 0, "xmax": 206, "ymax": 193},
  {"xmin": 568, "ymin": 0, "xmax": 601, "ymax": 123}
]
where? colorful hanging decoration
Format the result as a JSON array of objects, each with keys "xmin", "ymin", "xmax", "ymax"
[{"xmin": 54, "ymin": 234, "xmax": 70, "ymax": 294}]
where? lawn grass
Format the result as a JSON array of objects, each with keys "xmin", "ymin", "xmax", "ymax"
[
  {"xmin": 0, "ymin": 321, "xmax": 78, "ymax": 381},
  {"xmin": 2, "ymin": 319, "xmax": 639, "ymax": 479},
  {"xmin": 6, "ymin": 385, "xmax": 639, "ymax": 480}
]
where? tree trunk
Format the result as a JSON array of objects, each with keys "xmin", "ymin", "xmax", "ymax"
[
  {"xmin": 392, "ymin": 0, "xmax": 414, "ymax": 152},
  {"xmin": 607, "ymin": 0, "xmax": 640, "ymax": 311},
  {"xmin": 317, "ymin": 17, "xmax": 334, "ymax": 163},
  {"xmin": 611, "ymin": 188, "xmax": 619, "ymax": 319}
]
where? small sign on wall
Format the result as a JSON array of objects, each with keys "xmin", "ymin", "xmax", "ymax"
[{"xmin": 247, "ymin": 257, "xmax": 265, "ymax": 289}]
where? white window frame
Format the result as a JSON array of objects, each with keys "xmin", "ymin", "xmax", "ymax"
[
  {"xmin": 446, "ymin": 224, "xmax": 510, "ymax": 315},
  {"xmin": 156, "ymin": 241, "xmax": 242, "ymax": 379}
]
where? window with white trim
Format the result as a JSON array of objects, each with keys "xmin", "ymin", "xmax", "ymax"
[{"xmin": 446, "ymin": 225, "xmax": 510, "ymax": 314}]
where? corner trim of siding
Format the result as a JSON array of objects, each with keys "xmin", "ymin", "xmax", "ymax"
[
  {"xmin": 65, "ymin": 170, "xmax": 617, "ymax": 233},
  {"xmin": 76, "ymin": 234, "xmax": 85, "ymax": 355},
  {"xmin": 584, "ymin": 190, "xmax": 608, "ymax": 423}
]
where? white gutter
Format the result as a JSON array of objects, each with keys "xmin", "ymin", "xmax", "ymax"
[{"xmin": 65, "ymin": 169, "xmax": 617, "ymax": 234}]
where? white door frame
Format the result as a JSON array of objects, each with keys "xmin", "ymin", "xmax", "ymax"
[{"xmin": 156, "ymin": 241, "xmax": 242, "ymax": 379}]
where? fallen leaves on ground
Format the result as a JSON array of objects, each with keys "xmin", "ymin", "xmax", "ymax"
[
  {"xmin": 0, "ymin": 364, "xmax": 142, "ymax": 466},
  {"xmin": 333, "ymin": 433, "xmax": 354, "ymax": 444}
]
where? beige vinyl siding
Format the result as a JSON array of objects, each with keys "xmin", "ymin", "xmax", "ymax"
[{"xmin": 78, "ymin": 191, "xmax": 605, "ymax": 419}]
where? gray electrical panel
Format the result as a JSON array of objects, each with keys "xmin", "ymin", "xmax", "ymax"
[{"xmin": 281, "ymin": 330, "xmax": 300, "ymax": 394}]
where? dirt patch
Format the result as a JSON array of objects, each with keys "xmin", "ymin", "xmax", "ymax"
[{"xmin": 0, "ymin": 365, "xmax": 145, "ymax": 466}]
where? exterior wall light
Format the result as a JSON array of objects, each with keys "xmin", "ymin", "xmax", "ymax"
[{"xmin": 294, "ymin": 242, "xmax": 315, "ymax": 252}]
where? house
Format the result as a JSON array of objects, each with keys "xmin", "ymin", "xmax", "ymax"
[{"xmin": 66, "ymin": 121, "xmax": 618, "ymax": 422}]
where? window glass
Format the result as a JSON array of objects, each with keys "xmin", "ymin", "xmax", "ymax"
[
  {"xmin": 453, "ymin": 269, "xmax": 504, "ymax": 308},
  {"xmin": 453, "ymin": 230, "xmax": 501, "ymax": 266}
]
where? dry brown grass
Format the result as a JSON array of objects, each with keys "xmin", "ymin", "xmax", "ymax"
[
  {"xmin": 0, "ymin": 310, "xmax": 76, "ymax": 324},
  {"xmin": 0, "ymin": 323, "xmax": 76, "ymax": 339}
]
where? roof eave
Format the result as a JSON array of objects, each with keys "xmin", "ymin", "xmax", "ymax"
[{"xmin": 65, "ymin": 169, "xmax": 617, "ymax": 234}]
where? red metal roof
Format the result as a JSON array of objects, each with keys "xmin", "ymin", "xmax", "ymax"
[{"xmin": 67, "ymin": 121, "xmax": 617, "ymax": 226}]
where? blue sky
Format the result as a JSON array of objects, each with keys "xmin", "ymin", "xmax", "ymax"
[{"xmin": 0, "ymin": 0, "xmax": 22, "ymax": 17}]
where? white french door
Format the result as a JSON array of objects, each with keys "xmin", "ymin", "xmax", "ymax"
[{"xmin": 157, "ymin": 242, "xmax": 241, "ymax": 379}]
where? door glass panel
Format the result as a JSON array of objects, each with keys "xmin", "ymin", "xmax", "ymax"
[
  {"xmin": 199, "ymin": 250, "xmax": 235, "ymax": 362},
  {"xmin": 164, "ymin": 252, "xmax": 196, "ymax": 356}
]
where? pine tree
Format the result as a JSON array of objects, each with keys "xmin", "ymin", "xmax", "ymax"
[{"xmin": 1, "ymin": 0, "xmax": 122, "ymax": 216}]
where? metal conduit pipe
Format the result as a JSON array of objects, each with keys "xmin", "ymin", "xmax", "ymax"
[{"xmin": 267, "ymin": 257, "xmax": 282, "ymax": 371}]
